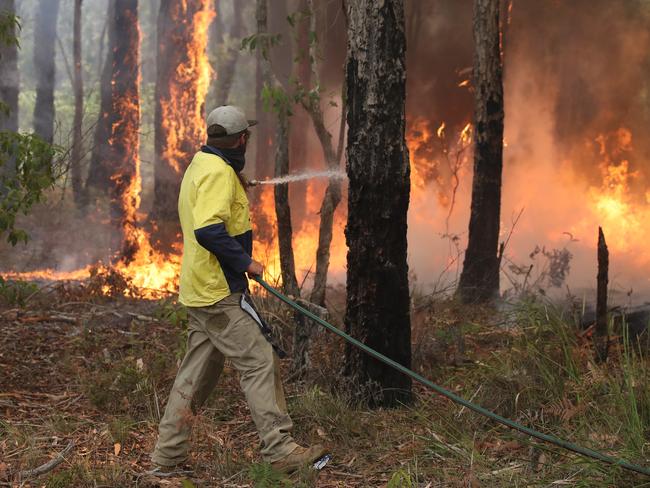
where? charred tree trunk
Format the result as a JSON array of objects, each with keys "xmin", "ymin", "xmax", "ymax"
[
  {"xmin": 85, "ymin": 0, "xmax": 115, "ymax": 199},
  {"xmin": 71, "ymin": 0, "xmax": 84, "ymax": 207},
  {"xmin": 343, "ymin": 0, "xmax": 412, "ymax": 407},
  {"xmin": 105, "ymin": 0, "xmax": 140, "ymax": 258},
  {"xmin": 152, "ymin": 0, "xmax": 214, "ymax": 249},
  {"xmin": 457, "ymin": 0, "xmax": 504, "ymax": 304},
  {"xmin": 274, "ymin": 110, "xmax": 300, "ymax": 297},
  {"xmin": 214, "ymin": 0, "xmax": 243, "ymax": 106},
  {"xmin": 32, "ymin": 0, "xmax": 61, "ymax": 144},
  {"xmin": 0, "ymin": 0, "xmax": 18, "ymax": 134},
  {"xmin": 595, "ymin": 227, "xmax": 609, "ymax": 362}
]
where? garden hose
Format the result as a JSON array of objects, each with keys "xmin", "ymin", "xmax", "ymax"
[{"xmin": 253, "ymin": 276, "xmax": 650, "ymax": 477}]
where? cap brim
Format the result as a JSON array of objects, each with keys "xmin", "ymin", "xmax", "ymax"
[{"xmin": 247, "ymin": 119, "xmax": 258, "ymax": 128}]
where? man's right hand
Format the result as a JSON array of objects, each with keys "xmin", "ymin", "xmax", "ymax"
[{"xmin": 246, "ymin": 260, "xmax": 264, "ymax": 277}]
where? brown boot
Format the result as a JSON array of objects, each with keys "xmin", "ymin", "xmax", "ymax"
[{"xmin": 271, "ymin": 444, "xmax": 327, "ymax": 474}]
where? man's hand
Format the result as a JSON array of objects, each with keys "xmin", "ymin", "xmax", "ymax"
[{"xmin": 246, "ymin": 260, "xmax": 264, "ymax": 277}]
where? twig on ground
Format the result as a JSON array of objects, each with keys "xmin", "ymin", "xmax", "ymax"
[{"xmin": 19, "ymin": 441, "xmax": 74, "ymax": 479}]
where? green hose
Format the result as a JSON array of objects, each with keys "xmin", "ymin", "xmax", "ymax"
[{"xmin": 253, "ymin": 276, "xmax": 650, "ymax": 477}]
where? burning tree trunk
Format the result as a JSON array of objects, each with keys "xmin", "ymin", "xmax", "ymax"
[
  {"xmin": 71, "ymin": 0, "xmax": 84, "ymax": 206},
  {"xmin": 152, "ymin": 0, "xmax": 214, "ymax": 246},
  {"xmin": 457, "ymin": 0, "xmax": 504, "ymax": 304},
  {"xmin": 0, "ymin": 0, "xmax": 18, "ymax": 134},
  {"xmin": 32, "ymin": 0, "xmax": 61, "ymax": 144},
  {"xmin": 595, "ymin": 227, "xmax": 609, "ymax": 362},
  {"xmin": 213, "ymin": 0, "xmax": 243, "ymax": 106},
  {"xmin": 343, "ymin": 0, "xmax": 412, "ymax": 407},
  {"xmin": 85, "ymin": 0, "xmax": 115, "ymax": 199},
  {"xmin": 105, "ymin": 0, "xmax": 141, "ymax": 259}
]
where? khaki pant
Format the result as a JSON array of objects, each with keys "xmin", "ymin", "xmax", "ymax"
[{"xmin": 151, "ymin": 293, "xmax": 298, "ymax": 465}]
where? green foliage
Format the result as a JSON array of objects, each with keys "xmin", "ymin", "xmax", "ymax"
[
  {"xmin": 0, "ymin": 129, "xmax": 61, "ymax": 246},
  {"xmin": 261, "ymin": 83, "xmax": 293, "ymax": 116},
  {"xmin": 0, "ymin": 277, "xmax": 38, "ymax": 306},
  {"xmin": 387, "ymin": 468, "xmax": 416, "ymax": 488},
  {"xmin": 154, "ymin": 298, "xmax": 189, "ymax": 359},
  {"xmin": 248, "ymin": 462, "xmax": 291, "ymax": 487},
  {"xmin": 241, "ymin": 33, "xmax": 282, "ymax": 60},
  {"xmin": 0, "ymin": 10, "xmax": 19, "ymax": 48}
]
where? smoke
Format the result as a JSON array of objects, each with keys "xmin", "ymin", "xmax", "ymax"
[{"xmin": 404, "ymin": 0, "xmax": 650, "ymax": 301}]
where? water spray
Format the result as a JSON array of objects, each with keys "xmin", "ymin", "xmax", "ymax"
[{"xmin": 249, "ymin": 169, "xmax": 346, "ymax": 187}]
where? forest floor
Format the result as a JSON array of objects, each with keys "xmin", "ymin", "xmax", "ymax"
[{"xmin": 0, "ymin": 277, "xmax": 649, "ymax": 487}]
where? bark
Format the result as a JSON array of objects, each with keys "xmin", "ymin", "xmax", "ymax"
[
  {"xmin": 85, "ymin": 0, "xmax": 115, "ymax": 198},
  {"xmin": 343, "ymin": 0, "xmax": 412, "ymax": 407},
  {"xmin": 106, "ymin": 0, "xmax": 140, "ymax": 259},
  {"xmin": 257, "ymin": 0, "xmax": 299, "ymax": 296},
  {"xmin": 273, "ymin": 109, "xmax": 299, "ymax": 296},
  {"xmin": 457, "ymin": 0, "xmax": 504, "ymax": 304},
  {"xmin": 214, "ymin": 0, "xmax": 243, "ymax": 106},
  {"xmin": 305, "ymin": 0, "xmax": 344, "ymax": 307},
  {"xmin": 32, "ymin": 0, "xmax": 61, "ymax": 144},
  {"xmin": 254, "ymin": 0, "xmax": 272, "ymax": 183},
  {"xmin": 71, "ymin": 0, "xmax": 84, "ymax": 207},
  {"xmin": 288, "ymin": 0, "xmax": 311, "ymax": 215},
  {"xmin": 0, "ymin": 0, "xmax": 18, "ymax": 134},
  {"xmin": 595, "ymin": 227, "xmax": 609, "ymax": 362},
  {"xmin": 152, "ymin": 0, "xmax": 214, "ymax": 247}
]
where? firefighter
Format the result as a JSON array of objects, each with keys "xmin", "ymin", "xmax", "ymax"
[{"xmin": 151, "ymin": 105, "xmax": 325, "ymax": 474}]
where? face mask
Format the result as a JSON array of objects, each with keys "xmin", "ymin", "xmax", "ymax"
[
  {"xmin": 218, "ymin": 145, "xmax": 246, "ymax": 173},
  {"xmin": 203, "ymin": 144, "xmax": 246, "ymax": 173}
]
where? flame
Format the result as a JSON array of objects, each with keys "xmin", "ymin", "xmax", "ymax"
[
  {"xmin": 406, "ymin": 117, "xmax": 472, "ymax": 207},
  {"xmin": 159, "ymin": 1, "xmax": 215, "ymax": 174},
  {"xmin": 251, "ymin": 183, "xmax": 347, "ymax": 286},
  {"xmin": 436, "ymin": 121, "xmax": 446, "ymax": 139},
  {"xmin": 2, "ymin": 2, "xmax": 217, "ymax": 298}
]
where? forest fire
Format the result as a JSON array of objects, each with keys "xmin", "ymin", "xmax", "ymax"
[
  {"xmin": 251, "ymin": 183, "xmax": 347, "ymax": 285},
  {"xmin": 157, "ymin": 1, "xmax": 214, "ymax": 175},
  {"xmin": 2, "ymin": 0, "xmax": 650, "ymax": 303}
]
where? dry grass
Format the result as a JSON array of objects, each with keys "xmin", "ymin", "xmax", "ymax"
[{"xmin": 0, "ymin": 280, "xmax": 649, "ymax": 487}]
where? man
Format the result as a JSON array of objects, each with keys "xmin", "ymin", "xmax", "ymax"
[{"xmin": 151, "ymin": 106, "xmax": 325, "ymax": 474}]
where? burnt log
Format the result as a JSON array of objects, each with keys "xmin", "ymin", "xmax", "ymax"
[{"xmin": 595, "ymin": 226, "xmax": 609, "ymax": 362}]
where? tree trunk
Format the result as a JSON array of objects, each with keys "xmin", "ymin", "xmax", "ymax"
[
  {"xmin": 595, "ymin": 227, "xmax": 609, "ymax": 362},
  {"xmin": 104, "ymin": 0, "xmax": 140, "ymax": 259},
  {"xmin": 343, "ymin": 0, "xmax": 412, "ymax": 407},
  {"xmin": 214, "ymin": 0, "xmax": 243, "ymax": 106},
  {"xmin": 254, "ymin": 0, "xmax": 272, "ymax": 183},
  {"xmin": 71, "ymin": 0, "xmax": 84, "ymax": 207},
  {"xmin": 273, "ymin": 110, "xmax": 300, "ymax": 297},
  {"xmin": 152, "ymin": 0, "xmax": 214, "ymax": 249},
  {"xmin": 287, "ymin": 0, "xmax": 311, "ymax": 216},
  {"xmin": 256, "ymin": 0, "xmax": 299, "ymax": 296},
  {"xmin": 32, "ymin": 0, "xmax": 61, "ymax": 144},
  {"xmin": 0, "ymin": 0, "xmax": 19, "ymax": 134},
  {"xmin": 85, "ymin": 0, "xmax": 115, "ymax": 199},
  {"xmin": 457, "ymin": 0, "xmax": 504, "ymax": 304}
]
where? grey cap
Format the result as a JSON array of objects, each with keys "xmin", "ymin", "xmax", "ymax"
[{"xmin": 206, "ymin": 105, "xmax": 257, "ymax": 136}]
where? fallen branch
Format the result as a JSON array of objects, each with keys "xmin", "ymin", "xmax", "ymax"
[{"xmin": 19, "ymin": 441, "xmax": 74, "ymax": 479}]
